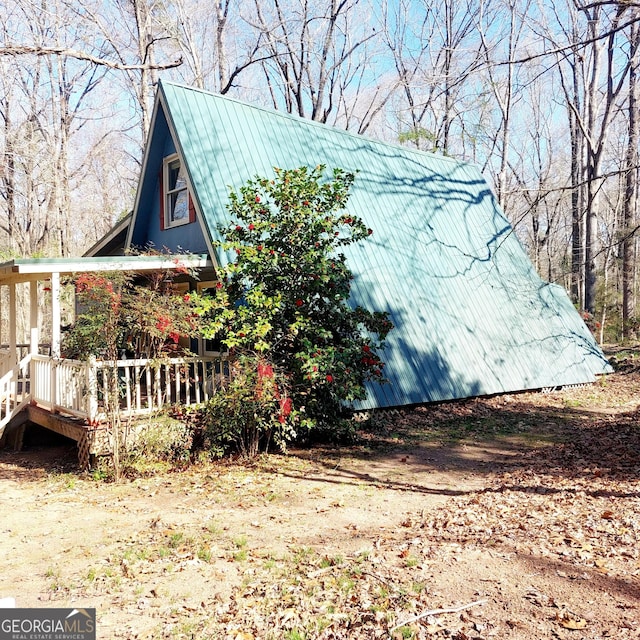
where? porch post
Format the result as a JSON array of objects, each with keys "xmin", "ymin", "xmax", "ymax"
[
  {"xmin": 9, "ymin": 282, "xmax": 17, "ymax": 366},
  {"xmin": 30, "ymin": 280, "xmax": 39, "ymax": 356},
  {"xmin": 50, "ymin": 272, "xmax": 61, "ymax": 359}
]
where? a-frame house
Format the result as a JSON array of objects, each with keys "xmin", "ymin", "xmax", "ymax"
[{"xmin": 0, "ymin": 81, "xmax": 611, "ymax": 466}]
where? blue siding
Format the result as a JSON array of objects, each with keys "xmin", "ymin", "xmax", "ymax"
[
  {"xmin": 131, "ymin": 81, "xmax": 611, "ymax": 409},
  {"xmin": 131, "ymin": 107, "xmax": 209, "ymax": 255}
]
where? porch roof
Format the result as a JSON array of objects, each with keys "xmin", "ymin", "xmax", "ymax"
[{"xmin": 0, "ymin": 254, "xmax": 212, "ymax": 284}]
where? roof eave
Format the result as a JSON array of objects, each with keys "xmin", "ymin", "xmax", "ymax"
[
  {"xmin": 0, "ymin": 254, "xmax": 213, "ymax": 285},
  {"xmin": 84, "ymin": 213, "xmax": 132, "ymax": 257}
]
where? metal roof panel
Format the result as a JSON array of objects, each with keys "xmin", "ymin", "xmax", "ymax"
[{"xmin": 159, "ymin": 81, "xmax": 611, "ymax": 409}]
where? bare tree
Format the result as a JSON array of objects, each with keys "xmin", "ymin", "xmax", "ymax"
[
  {"xmin": 0, "ymin": 0, "xmax": 142, "ymax": 257},
  {"xmin": 477, "ymin": 0, "xmax": 533, "ymax": 210},
  {"xmin": 382, "ymin": 0, "xmax": 485, "ymax": 155},
  {"xmin": 506, "ymin": 89, "xmax": 570, "ymax": 283},
  {"xmin": 4, "ymin": 0, "xmax": 640, "ymax": 339},
  {"xmin": 249, "ymin": 0, "xmax": 379, "ymax": 125},
  {"xmin": 1, "ymin": 1, "xmax": 76, "ymax": 256},
  {"xmin": 544, "ymin": 1, "xmax": 638, "ymax": 312},
  {"xmin": 53, "ymin": 0, "xmax": 184, "ymax": 139},
  {"xmin": 161, "ymin": 0, "xmax": 276, "ymax": 97}
]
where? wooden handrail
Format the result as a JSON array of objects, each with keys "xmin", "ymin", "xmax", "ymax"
[{"xmin": 0, "ymin": 353, "xmax": 32, "ymax": 432}]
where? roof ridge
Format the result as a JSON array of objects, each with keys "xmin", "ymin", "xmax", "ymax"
[{"xmin": 159, "ymin": 79, "xmax": 464, "ymax": 169}]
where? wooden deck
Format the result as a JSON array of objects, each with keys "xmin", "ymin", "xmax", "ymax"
[{"xmin": 0, "ymin": 353, "xmax": 230, "ymax": 469}]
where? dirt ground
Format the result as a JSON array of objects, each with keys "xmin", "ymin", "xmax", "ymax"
[{"xmin": 1, "ymin": 357, "xmax": 639, "ymax": 639}]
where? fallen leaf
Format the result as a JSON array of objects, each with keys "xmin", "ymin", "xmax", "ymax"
[
  {"xmin": 506, "ymin": 618, "xmax": 526, "ymax": 629},
  {"xmin": 560, "ymin": 617, "xmax": 588, "ymax": 630}
]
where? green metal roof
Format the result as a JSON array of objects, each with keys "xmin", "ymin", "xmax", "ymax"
[{"xmin": 154, "ymin": 80, "xmax": 611, "ymax": 409}]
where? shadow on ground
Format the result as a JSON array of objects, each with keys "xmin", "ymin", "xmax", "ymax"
[{"xmin": 280, "ymin": 393, "xmax": 640, "ymax": 497}]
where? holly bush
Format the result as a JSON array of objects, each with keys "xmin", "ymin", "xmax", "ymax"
[
  {"xmin": 61, "ymin": 271, "xmax": 129, "ymax": 361},
  {"xmin": 63, "ymin": 264, "xmax": 203, "ymax": 478},
  {"xmin": 193, "ymin": 165, "xmax": 393, "ymax": 449}
]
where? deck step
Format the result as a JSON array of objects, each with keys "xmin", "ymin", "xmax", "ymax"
[{"xmin": 21, "ymin": 405, "xmax": 95, "ymax": 470}]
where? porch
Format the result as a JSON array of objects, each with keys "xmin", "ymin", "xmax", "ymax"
[
  {"xmin": 1, "ymin": 349, "xmax": 229, "ymax": 468},
  {"xmin": 0, "ymin": 255, "xmax": 226, "ymax": 469}
]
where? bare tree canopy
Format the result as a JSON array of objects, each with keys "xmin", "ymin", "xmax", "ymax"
[{"xmin": 2, "ymin": 0, "xmax": 640, "ymax": 340}]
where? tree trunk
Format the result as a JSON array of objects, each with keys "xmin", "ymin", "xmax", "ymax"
[
  {"xmin": 622, "ymin": 22, "xmax": 640, "ymax": 339},
  {"xmin": 132, "ymin": 0, "xmax": 157, "ymax": 139},
  {"xmin": 216, "ymin": 0, "xmax": 229, "ymax": 91},
  {"xmin": 1, "ymin": 95, "xmax": 17, "ymax": 254}
]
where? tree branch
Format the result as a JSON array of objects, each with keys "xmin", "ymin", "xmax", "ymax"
[
  {"xmin": 220, "ymin": 53, "xmax": 280, "ymax": 95},
  {"xmin": 0, "ymin": 45, "xmax": 183, "ymax": 71},
  {"xmin": 497, "ymin": 15, "xmax": 640, "ymax": 66},
  {"xmin": 390, "ymin": 599, "xmax": 488, "ymax": 634}
]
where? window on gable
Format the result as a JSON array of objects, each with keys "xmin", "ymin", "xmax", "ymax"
[{"xmin": 163, "ymin": 154, "xmax": 190, "ymax": 228}]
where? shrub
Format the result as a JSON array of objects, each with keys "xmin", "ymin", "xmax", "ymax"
[
  {"xmin": 62, "ymin": 259, "xmax": 200, "ymax": 361},
  {"xmin": 124, "ymin": 416, "xmax": 193, "ymax": 464},
  {"xmin": 193, "ymin": 165, "xmax": 393, "ymax": 454},
  {"xmin": 203, "ymin": 355, "xmax": 295, "ymax": 458}
]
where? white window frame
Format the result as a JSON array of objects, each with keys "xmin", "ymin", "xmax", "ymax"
[
  {"xmin": 163, "ymin": 153, "xmax": 190, "ymax": 229},
  {"xmin": 171, "ymin": 281, "xmax": 190, "ymax": 296}
]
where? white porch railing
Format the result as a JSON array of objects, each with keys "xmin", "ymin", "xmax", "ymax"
[
  {"xmin": 0, "ymin": 353, "xmax": 32, "ymax": 431},
  {"xmin": 30, "ymin": 354, "xmax": 230, "ymax": 424},
  {"xmin": 0, "ymin": 344, "xmax": 50, "ymax": 363}
]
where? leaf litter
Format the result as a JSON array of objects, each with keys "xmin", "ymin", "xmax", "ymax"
[{"xmin": 1, "ymin": 366, "xmax": 640, "ymax": 638}]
